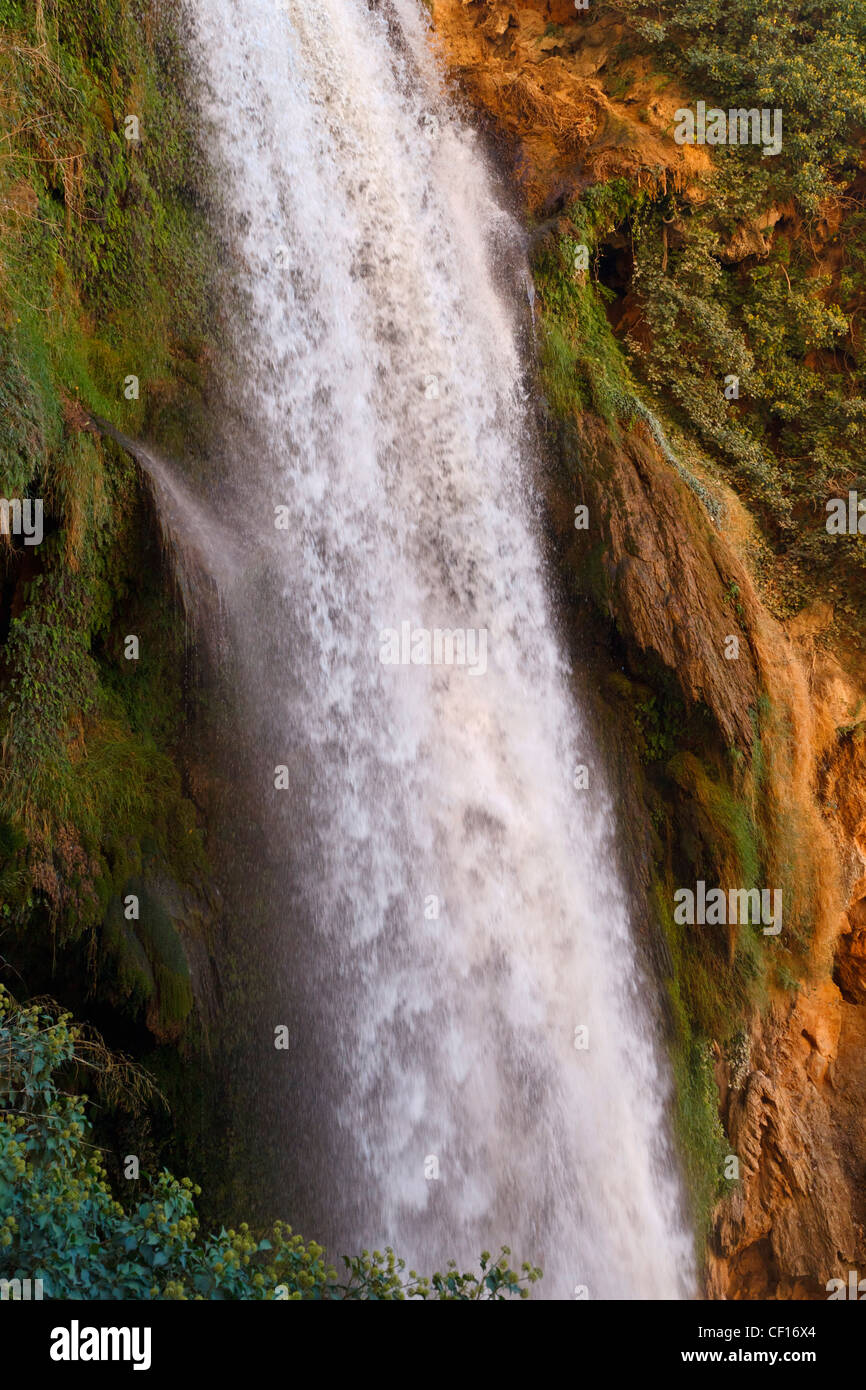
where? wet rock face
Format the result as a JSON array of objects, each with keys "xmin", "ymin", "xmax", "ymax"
[
  {"xmin": 708, "ymin": 977, "xmax": 866, "ymax": 1300},
  {"xmin": 566, "ymin": 414, "xmax": 760, "ymax": 751},
  {"xmin": 824, "ymin": 724, "xmax": 866, "ymax": 1004},
  {"xmin": 836, "ymin": 886, "xmax": 866, "ymax": 1005},
  {"xmin": 704, "ymin": 630, "xmax": 866, "ymax": 1299}
]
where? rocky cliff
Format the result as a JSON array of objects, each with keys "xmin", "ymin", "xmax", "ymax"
[{"xmin": 430, "ymin": 0, "xmax": 866, "ymax": 1297}]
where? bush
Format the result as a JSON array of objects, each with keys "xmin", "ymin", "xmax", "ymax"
[{"xmin": 0, "ymin": 986, "xmax": 542, "ymax": 1300}]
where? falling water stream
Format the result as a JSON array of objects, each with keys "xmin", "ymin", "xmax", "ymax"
[{"xmin": 168, "ymin": 0, "xmax": 695, "ymax": 1297}]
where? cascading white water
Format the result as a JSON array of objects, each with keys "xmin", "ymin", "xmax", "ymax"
[{"xmin": 180, "ymin": 0, "xmax": 695, "ymax": 1297}]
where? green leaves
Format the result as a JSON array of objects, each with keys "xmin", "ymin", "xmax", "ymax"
[
  {"xmin": 0, "ymin": 986, "xmax": 541, "ymax": 1301},
  {"xmin": 613, "ymin": 0, "xmax": 866, "ymax": 204}
]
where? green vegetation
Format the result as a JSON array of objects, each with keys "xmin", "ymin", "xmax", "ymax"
[
  {"xmin": 607, "ymin": 669, "xmax": 773, "ymax": 1240},
  {"xmin": 537, "ymin": 2, "xmax": 866, "ymax": 633},
  {"xmin": 0, "ymin": 0, "xmax": 211, "ymax": 446},
  {"xmin": 0, "ymin": 986, "xmax": 542, "ymax": 1300},
  {"xmin": 602, "ymin": 0, "xmax": 866, "ymax": 632},
  {"xmin": 534, "ymin": 179, "xmax": 641, "ymax": 425},
  {"xmin": 0, "ymin": 0, "xmax": 212, "ymax": 1041},
  {"xmin": 616, "ymin": 0, "xmax": 866, "ymax": 209},
  {"xmin": 603, "ymin": 671, "xmax": 820, "ymax": 1246}
]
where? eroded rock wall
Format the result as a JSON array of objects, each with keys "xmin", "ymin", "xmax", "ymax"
[{"xmin": 430, "ymin": 0, "xmax": 866, "ymax": 1298}]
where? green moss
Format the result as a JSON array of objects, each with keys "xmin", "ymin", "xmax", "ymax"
[
  {"xmin": 666, "ymin": 750, "xmax": 761, "ymax": 889},
  {"xmin": 0, "ymin": 1, "xmax": 212, "ymax": 1039},
  {"xmin": 594, "ymin": 658, "xmax": 795, "ymax": 1254},
  {"xmin": 533, "ymin": 183, "xmax": 641, "ymax": 425},
  {"xmin": 653, "ymin": 874, "xmax": 736, "ymax": 1249},
  {"xmin": 653, "ymin": 879, "xmax": 729, "ymax": 1238},
  {"xmin": 0, "ymin": 0, "xmax": 212, "ymax": 446},
  {"xmin": 747, "ymin": 694, "xmax": 818, "ymax": 958},
  {"xmin": 0, "ymin": 339, "xmax": 49, "ymax": 494},
  {"xmin": 101, "ymin": 882, "xmax": 196, "ymax": 1117},
  {"xmin": 102, "ymin": 895, "xmax": 156, "ymax": 1013}
]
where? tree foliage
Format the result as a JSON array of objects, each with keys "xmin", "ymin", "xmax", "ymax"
[{"xmin": 584, "ymin": 0, "xmax": 866, "ymax": 634}]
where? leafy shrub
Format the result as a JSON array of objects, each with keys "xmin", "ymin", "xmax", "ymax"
[
  {"xmin": 0, "ymin": 987, "xmax": 542, "ymax": 1300},
  {"xmin": 583, "ymin": 1, "xmax": 866, "ymax": 641}
]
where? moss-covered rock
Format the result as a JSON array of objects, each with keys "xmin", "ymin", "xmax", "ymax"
[{"xmin": 0, "ymin": 0, "xmax": 216, "ymax": 1097}]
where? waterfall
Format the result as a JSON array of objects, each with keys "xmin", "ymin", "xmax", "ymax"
[{"xmin": 176, "ymin": 0, "xmax": 695, "ymax": 1297}]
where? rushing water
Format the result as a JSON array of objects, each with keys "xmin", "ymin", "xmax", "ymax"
[{"xmin": 177, "ymin": 0, "xmax": 695, "ymax": 1297}]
